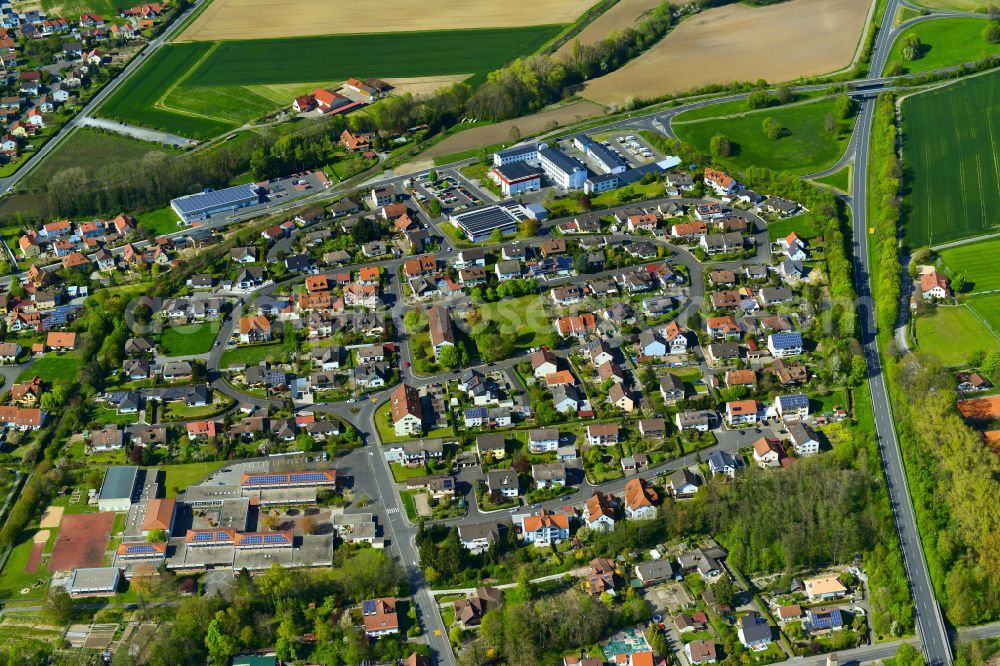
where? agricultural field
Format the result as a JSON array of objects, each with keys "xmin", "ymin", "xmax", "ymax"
[
  {"xmin": 901, "ymin": 71, "xmax": 1000, "ymax": 247},
  {"xmin": 21, "ymin": 129, "xmax": 179, "ymax": 192},
  {"xmin": 966, "ymin": 293, "xmax": 1000, "ymax": 340},
  {"xmin": 939, "ymin": 237, "xmax": 1000, "ymax": 293},
  {"xmin": 673, "ymin": 98, "xmax": 856, "ymax": 175},
  {"xmin": 555, "ymin": 0, "xmax": 664, "ymax": 55},
  {"xmin": 41, "ymin": 0, "xmax": 133, "ymax": 18},
  {"xmin": 914, "ymin": 304, "xmax": 998, "ymax": 366},
  {"xmin": 182, "ymin": 28, "xmax": 561, "ymax": 87},
  {"xmin": 884, "ymin": 18, "xmax": 1000, "ymax": 75},
  {"xmin": 580, "ymin": 0, "xmax": 870, "ymax": 105},
  {"xmin": 179, "ymin": 0, "xmax": 590, "ymax": 40},
  {"xmin": 99, "ymin": 27, "xmax": 562, "ymax": 139},
  {"xmin": 98, "ymin": 42, "xmax": 234, "ymax": 140}
]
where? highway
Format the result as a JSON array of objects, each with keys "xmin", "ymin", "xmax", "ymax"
[{"xmin": 844, "ymin": 0, "xmax": 955, "ymax": 663}]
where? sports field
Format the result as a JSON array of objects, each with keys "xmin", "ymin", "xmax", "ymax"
[
  {"xmin": 884, "ymin": 18, "xmax": 1000, "ymax": 76},
  {"xmin": 580, "ymin": 0, "xmax": 870, "ymax": 105},
  {"xmin": 99, "ymin": 27, "xmax": 561, "ymax": 139},
  {"xmin": 179, "ymin": 0, "xmax": 590, "ymax": 40},
  {"xmin": 48, "ymin": 512, "xmax": 114, "ymax": 572},
  {"xmin": 939, "ymin": 237, "xmax": 1000, "ymax": 293},
  {"xmin": 901, "ymin": 72, "xmax": 1000, "ymax": 247},
  {"xmin": 673, "ymin": 98, "xmax": 856, "ymax": 175}
]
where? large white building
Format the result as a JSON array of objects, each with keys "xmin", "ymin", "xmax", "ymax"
[{"xmin": 538, "ymin": 147, "xmax": 587, "ymax": 189}]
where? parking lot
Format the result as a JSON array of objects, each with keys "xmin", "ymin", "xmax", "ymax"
[
  {"xmin": 410, "ymin": 169, "xmax": 487, "ymax": 214},
  {"xmin": 605, "ymin": 133, "xmax": 660, "ymax": 166}
]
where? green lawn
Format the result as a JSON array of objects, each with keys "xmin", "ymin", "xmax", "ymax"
[
  {"xmin": 161, "ymin": 398, "xmax": 234, "ymax": 422},
  {"xmin": 400, "ymin": 489, "xmax": 420, "ymax": 522},
  {"xmin": 939, "ymin": 237, "xmax": 1000, "ymax": 293},
  {"xmin": 671, "ymin": 89, "xmax": 827, "ymax": 123},
  {"xmin": 137, "ymin": 206, "xmax": 183, "ymax": 237},
  {"xmin": 476, "ymin": 293, "xmax": 552, "ymax": 350},
  {"xmin": 884, "ymin": 18, "xmax": 1000, "ymax": 76},
  {"xmin": 914, "ymin": 304, "xmax": 999, "ymax": 367},
  {"xmin": 391, "ymin": 463, "xmax": 432, "ymax": 482},
  {"xmin": 160, "ymin": 461, "xmax": 227, "ymax": 497},
  {"xmin": 902, "ymin": 71, "xmax": 1000, "ymax": 247},
  {"xmin": 220, "ymin": 342, "xmax": 289, "ymax": 369},
  {"xmin": 92, "ymin": 406, "xmax": 139, "ymax": 426},
  {"xmin": 159, "ymin": 321, "xmax": 220, "ymax": 356},
  {"xmin": 813, "ymin": 165, "xmax": 851, "ymax": 193},
  {"xmin": 19, "ymin": 354, "xmax": 80, "ymax": 387},
  {"xmin": 674, "ymin": 98, "xmax": 857, "ymax": 175},
  {"xmin": 0, "ymin": 529, "xmax": 52, "ymax": 600},
  {"xmin": 767, "ymin": 213, "xmax": 824, "ymax": 242}
]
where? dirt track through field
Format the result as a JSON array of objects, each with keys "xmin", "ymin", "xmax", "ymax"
[
  {"xmin": 555, "ymin": 0, "xmax": 664, "ymax": 57},
  {"xmin": 180, "ymin": 0, "xmax": 593, "ymax": 41},
  {"xmin": 580, "ymin": 0, "xmax": 872, "ymax": 106}
]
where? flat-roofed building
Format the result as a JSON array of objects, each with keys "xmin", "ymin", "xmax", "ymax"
[
  {"xmin": 69, "ymin": 567, "xmax": 120, "ymax": 597},
  {"xmin": 170, "ymin": 183, "xmax": 260, "ymax": 224},
  {"xmin": 98, "ymin": 465, "xmax": 139, "ymax": 511}
]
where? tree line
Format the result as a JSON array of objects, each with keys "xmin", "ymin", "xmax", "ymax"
[
  {"xmin": 466, "ymin": 1, "xmax": 674, "ymax": 121},
  {"xmin": 890, "ymin": 355, "xmax": 1000, "ymax": 626}
]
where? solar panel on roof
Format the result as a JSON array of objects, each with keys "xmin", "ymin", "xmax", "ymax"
[
  {"xmin": 192, "ymin": 532, "xmax": 212, "ymax": 541},
  {"xmin": 264, "ymin": 534, "xmax": 287, "ymax": 543},
  {"xmin": 171, "ymin": 184, "xmax": 259, "ymax": 216},
  {"xmin": 241, "ymin": 535, "xmax": 262, "ymax": 545},
  {"xmin": 362, "ymin": 600, "xmax": 376, "ymax": 615},
  {"xmin": 289, "ymin": 472, "xmax": 326, "ymax": 482},
  {"xmin": 216, "ymin": 531, "xmax": 230, "ymax": 540},
  {"xmin": 127, "ymin": 544, "xmax": 156, "ymax": 553}
]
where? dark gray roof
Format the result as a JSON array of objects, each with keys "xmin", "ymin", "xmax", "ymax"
[
  {"xmin": 99, "ymin": 465, "xmax": 138, "ymax": 500},
  {"xmin": 539, "ymin": 147, "xmax": 584, "ymax": 176}
]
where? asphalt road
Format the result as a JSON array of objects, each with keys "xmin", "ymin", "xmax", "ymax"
[{"xmin": 845, "ymin": 0, "xmax": 955, "ymax": 663}]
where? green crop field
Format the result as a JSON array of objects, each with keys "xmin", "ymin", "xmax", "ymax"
[
  {"xmin": 939, "ymin": 237, "xmax": 1000, "ymax": 293},
  {"xmin": 673, "ymin": 98, "xmax": 856, "ymax": 176},
  {"xmin": 99, "ymin": 42, "xmax": 234, "ymax": 139},
  {"xmin": 901, "ymin": 72, "xmax": 1000, "ymax": 247},
  {"xmin": 98, "ymin": 25, "xmax": 561, "ymax": 140},
  {"xmin": 884, "ymin": 18, "xmax": 1000, "ymax": 76},
  {"xmin": 967, "ymin": 293, "xmax": 1000, "ymax": 340},
  {"xmin": 182, "ymin": 27, "xmax": 561, "ymax": 87}
]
